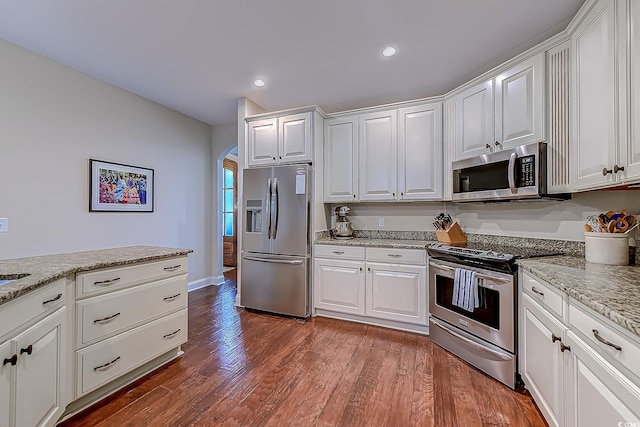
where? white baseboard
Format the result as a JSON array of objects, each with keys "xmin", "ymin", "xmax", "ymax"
[{"xmin": 187, "ymin": 275, "xmax": 224, "ymax": 292}]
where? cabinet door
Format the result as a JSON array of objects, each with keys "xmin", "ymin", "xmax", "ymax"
[
  {"xmin": 14, "ymin": 308, "xmax": 65, "ymax": 427},
  {"xmin": 455, "ymin": 79, "xmax": 494, "ymax": 160},
  {"xmin": 398, "ymin": 103, "xmax": 443, "ymax": 200},
  {"xmin": 324, "ymin": 117, "xmax": 358, "ymax": 202},
  {"xmin": 313, "ymin": 258, "xmax": 365, "ymax": 315},
  {"xmin": 565, "ymin": 330, "xmax": 640, "ymax": 427},
  {"xmin": 358, "ymin": 110, "xmax": 397, "ymax": 201},
  {"xmin": 247, "ymin": 118, "xmax": 278, "ymax": 167},
  {"xmin": 279, "ymin": 112, "xmax": 312, "ymax": 164},
  {"xmin": 365, "ymin": 263, "xmax": 426, "ymax": 325},
  {"xmin": 571, "ymin": 0, "xmax": 618, "ymax": 189},
  {"xmin": 521, "ymin": 294, "xmax": 566, "ymax": 427},
  {"xmin": 0, "ymin": 340, "xmax": 12, "ymax": 427},
  {"xmin": 624, "ymin": 0, "xmax": 640, "ymax": 181},
  {"xmin": 495, "ymin": 53, "xmax": 545, "ymax": 149}
]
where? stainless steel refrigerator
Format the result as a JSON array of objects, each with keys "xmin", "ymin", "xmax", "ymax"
[{"xmin": 241, "ymin": 164, "xmax": 310, "ymax": 317}]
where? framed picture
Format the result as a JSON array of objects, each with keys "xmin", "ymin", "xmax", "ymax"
[{"xmin": 89, "ymin": 159, "xmax": 154, "ymax": 212}]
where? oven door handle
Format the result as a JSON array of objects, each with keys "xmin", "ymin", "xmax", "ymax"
[
  {"xmin": 429, "ymin": 262, "xmax": 513, "ymax": 284},
  {"xmin": 430, "ymin": 318, "xmax": 512, "ymax": 361}
]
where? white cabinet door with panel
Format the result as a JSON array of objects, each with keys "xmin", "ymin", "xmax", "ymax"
[
  {"xmin": 571, "ymin": 0, "xmax": 619, "ymax": 189},
  {"xmin": 13, "ymin": 308, "xmax": 65, "ymax": 427},
  {"xmin": 521, "ymin": 293, "xmax": 567, "ymax": 427},
  {"xmin": 398, "ymin": 103, "xmax": 443, "ymax": 200},
  {"xmin": 324, "ymin": 116, "xmax": 358, "ymax": 202},
  {"xmin": 365, "ymin": 262, "xmax": 426, "ymax": 325},
  {"xmin": 565, "ymin": 330, "xmax": 640, "ymax": 427},
  {"xmin": 454, "ymin": 79, "xmax": 494, "ymax": 160},
  {"xmin": 495, "ymin": 52, "xmax": 545, "ymax": 149},
  {"xmin": 279, "ymin": 112, "xmax": 312, "ymax": 164},
  {"xmin": 247, "ymin": 118, "xmax": 279, "ymax": 167},
  {"xmin": 0, "ymin": 340, "xmax": 12, "ymax": 427},
  {"xmin": 358, "ymin": 110, "xmax": 397, "ymax": 201},
  {"xmin": 623, "ymin": 0, "xmax": 640, "ymax": 181},
  {"xmin": 313, "ymin": 258, "xmax": 365, "ymax": 316}
]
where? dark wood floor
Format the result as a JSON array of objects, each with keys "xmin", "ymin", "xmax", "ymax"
[{"xmin": 60, "ymin": 269, "xmax": 546, "ymax": 426}]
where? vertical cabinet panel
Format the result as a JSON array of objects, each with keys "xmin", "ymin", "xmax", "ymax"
[
  {"xmin": 0, "ymin": 341, "xmax": 12, "ymax": 427},
  {"xmin": 279, "ymin": 112, "xmax": 312, "ymax": 164},
  {"xmin": 358, "ymin": 110, "xmax": 397, "ymax": 201},
  {"xmin": 324, "ymin": 117, "xmax": 358, "ymax": 202},
  {"xmin": 495, "ymin": 53, "xmax": 545, "ymax": 149},
  {"xmin": 398, "ymin": 103, "xmax": 443, "ymax": 200},
  {"xmin": 313, "ymin": 259, "xmax": 365, "ymax": 315},
  {"xmin": 625, "ymin": 0, "xmax": 640, "ymax": 179},
  {"xmin": 247, "ymin": 118, "xmax": 278, "ymax": 167},
  {"xmin": 572, "ymin": 0, "xmax": 618, "ymax": 189},
  {"xmin": 456, "ymin": 80, "xmax": 494, "ymax": 160},
  {"xmin": 365, "ymin": 263, "xmax": 426, "ymax": 325},
  {"xmin": 547, "ymin": 41, "xmax": 571, "ymax": 192}
]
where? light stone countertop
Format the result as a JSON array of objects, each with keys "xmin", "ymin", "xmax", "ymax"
[
  {"xmin": 0, "ymin": 245, "xmax": 193, "ymax": 306},
  {"xmin": 518, "ymin": 256, "xmax": 640, "ymax": 339}
]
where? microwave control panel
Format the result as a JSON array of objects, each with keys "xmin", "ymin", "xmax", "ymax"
[{"xmin": 519, "ymin": 155, "xmax": 535, "ymax": 187}]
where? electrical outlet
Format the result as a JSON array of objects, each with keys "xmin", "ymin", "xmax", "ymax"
[
  {"xmin": 0, "ymin": 218, "xmax": 7, "ymax": 233},
  {"xmin": 378, "ymin": 217, "xmax": 384, "ymax": 227}
]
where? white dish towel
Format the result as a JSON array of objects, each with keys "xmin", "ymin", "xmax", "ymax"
[{"xmin": 452, "ymin": 268, "xmax": 479, "ymax": 312}]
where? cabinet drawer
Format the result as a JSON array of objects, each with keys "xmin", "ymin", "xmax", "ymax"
[
  {"xmin": 569, "ymin": 303, "xmax": 640, "ymax": 382},
  {"xmin": 314, "ymin": 245, "xmax": 364, "ymax": 260},
  {"xmin": 76, "ymin": 308, "xmax": 187, "ymax": 396},
  {"xmin": 76, "ymin": 257, "xmax": 187, "ymax": 298},
  {"xmin": 76, "ymin": 274, "xmax": 187, "ymax": 347},
  {"xmin": 521, "ymin": 272, "xmax": 565, "ymax": 319},
  {"xmin": 0, "ymin": 279, "xmax": 66, "ymax": 340},
  {"xmin": 366, "ymin": 247, "xmax": 426, "ymax": 265}
]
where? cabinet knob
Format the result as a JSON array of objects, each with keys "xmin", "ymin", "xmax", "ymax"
[
  {"xmin": 272, "ymin": 157, "xmax": 276, "ymax": 160},
  {"xmin": 614, "ymin": 165, "xmax": 625, "ymax": 173},
  {"xmin": 602, "ymin": 167, "xmax": 613, "ymax": 176},
  {"xmin": 20, "ymin": 345, "xmax": 33, "ymax": 356},
  {"xmin": 367, "ymin": 267, "xmax": 371, "ymax": 272},
  {"xmin": 485, "ymin": 143, "xmax": 491, "ymax": 149},
  {"xmin": 560, "ymin": 343, "xmax": 571, "ymax": 352},
  {"xmin": 353, "ymin": 194, "xmax": 356, "ymax": 199},
  {"xmin": 392, "ymin": 192, "xmax": 395, "ymax": 197},
  {"xmin": 359, "ymin": 267, "xmax": 363, "ymax": 272},
  {"xmin": 400, "ymin": 192, "xmax": 404, "ymax": 197},
  {"xmin": 495, "ymin": 140, "xmax": 501, "ymax": 146},
  {"xmin": 551, "ymin": 333, "xmax": 561, "ymax": 343},
  {"xmin": 3, "ymin": 354, "xmax": 17, "ymax": 366}
]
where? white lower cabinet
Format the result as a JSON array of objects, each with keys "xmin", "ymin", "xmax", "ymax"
[
  {"xmin": 520, "ymin": 271, "xmax": 640, "ymax": 427},
  {"xmin": 313, "ymin": 245, "xmax": 427, "ymax": 330}
]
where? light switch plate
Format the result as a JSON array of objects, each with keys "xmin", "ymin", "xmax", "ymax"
[
  {"xmin": 378, "ymin": 217, "xmax": 384, "ymax": 227},
  {"xmin": 0, "ymin": 218, "xmax": 7, "ymax": 233}
]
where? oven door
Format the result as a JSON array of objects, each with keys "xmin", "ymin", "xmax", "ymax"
[{"xmin": 428, "ymin": 259, "xmax": 515, "ymax": 352}]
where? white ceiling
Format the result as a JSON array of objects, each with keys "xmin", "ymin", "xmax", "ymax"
[{"xmin": 0, "ymin": 0, "xmax": 585, "ymax": 125}]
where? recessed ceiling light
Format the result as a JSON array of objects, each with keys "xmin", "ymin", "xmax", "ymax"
[
  {"xmin": 254, "ymin": 79, "xmax": 265, "ymax": 87},
  {"xmin": 382, "ymin": 46, "xmax": 397, "ymax": 57}
]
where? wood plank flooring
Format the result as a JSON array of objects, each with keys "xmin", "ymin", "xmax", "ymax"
[{"xmin": 60, "ymin": 270, "xmax": 546, "ymax": 426}]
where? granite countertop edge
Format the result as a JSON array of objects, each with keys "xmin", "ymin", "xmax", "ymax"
[
  {"xmin": 314, "ymin": 237, "xmax": 436, "ymax": 249},
  {"xmin": 0, "ymin": 245, "xmax": 193, "ymax": 307}
]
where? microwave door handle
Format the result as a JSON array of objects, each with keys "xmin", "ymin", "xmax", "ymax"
[
  {"xmin": 265, "ymin": 178, "xmax": 272, "ymax": 239},
  {"xmin": 508, "ymin": 152, "xmax": 517, "ymax": 194},
  {"xmin": 430, "ymin": 262, "xmax": 512, "ymax": 284}
]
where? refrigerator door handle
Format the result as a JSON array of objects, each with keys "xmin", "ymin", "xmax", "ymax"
[
  {"xmin": 272, "ymin": 178, "xmax": 279, "ymax": 239},
  {"xmin": 243, "ymin": 255, "xmax": 303, "ymax": 265},
  {"xmin": 265, "ymin": 178, "xmax": 272, "ymax": 239}
]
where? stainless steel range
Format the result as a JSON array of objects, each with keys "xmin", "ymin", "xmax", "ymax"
[{"xmin": 427, "ymin": 243, "xmax": 561, "ymax": 389}]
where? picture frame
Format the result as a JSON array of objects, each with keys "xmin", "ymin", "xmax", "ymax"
[{"xmin": 89, "ymin": 159, "xmax": 154, "ymax": 212}]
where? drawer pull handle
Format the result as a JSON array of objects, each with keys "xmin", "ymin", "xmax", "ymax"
[
  {"xmin": 94, "ymin": 356, "xmax": 120, "ymax": 372},
  {"xmin": 551, "ymin": 333, "xmax": 561, "ymax": 343},
  {"xmin": 163, "ymin": 293, "xmax": 182, "ymax": 301},
  {"xmin": 20, "ymin": 345, "xmax": 33, "ymax": 356},
  {"xmin": 3, "ymin": 355, "xmax": 17, "ymax": 366},
  {"xmin": 387, "ymin": 254, "xmax": 403, "ymax": 258},
  {"xmin": 332, "ymin": 251, "xmax": 345, "ymax": 255},
  {"xmin": 592, "ymin": 329, "xmax": 622, "ymax": 351},
  {"xmin": 42, "ymin": 293, "xmax": 62, "ymax": 305},
  {"xmin": 163, "ymin": 329, "xmax": 181, "ymax": 339},
  {"xmin": 94, "ymin": 313, "xmax": 121, "ymax": 324},
  {"xmin": 560, "ymin": 343, "xmax": 571, "ymax": 353},
  {"xmin": 531, "ymin": 287, "xmax": 544, "ymax": 297},
  {"xmin": 163, "ymin": 265, "xmax": 182, "ymax": 272},
  {"xmin": 94, "ymin": 277, "xmax": 121, "ymax": 286}
]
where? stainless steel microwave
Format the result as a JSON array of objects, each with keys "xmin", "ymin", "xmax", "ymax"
[{"xmin": 452, "ymin": 142, "xmax": 565, "ymax": 202}]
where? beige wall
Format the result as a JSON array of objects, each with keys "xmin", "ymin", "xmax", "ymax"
[{"xmin": 0, "ymin": 39, "xmax": 213, "ymax": 284}]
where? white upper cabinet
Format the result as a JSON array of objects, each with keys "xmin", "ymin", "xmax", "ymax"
[
  {"xmin": 358, "ymin": 109, "xmax": 398, "ymax": 201},
  {"xmin": 247, "ymin": 111, "xmax": 314, "ymax": 167},
  {"xmin": 398, "ymin": 103, "xmax": 443, "ymax": 200},
  {"xmin": 279, "ymin": 112, "xmax": 312, "ymax": 164},
  {"xmin": 324, "ymin": 116, "xmax": 358, "ymax": 202},
  {"xmin": 623, "ymin": 0, "xmax": 640, "ymax": 181},
  {"xmin": 571, "ymin": 0, "xmax": 618, "ymax": 189},
  {"xmin": 455, "ymin": 79, "xmax": 494, "ymax": 160},
  {"xmin": 495, "ymin": 52, "xmax": 545, "ymax": 149}
]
